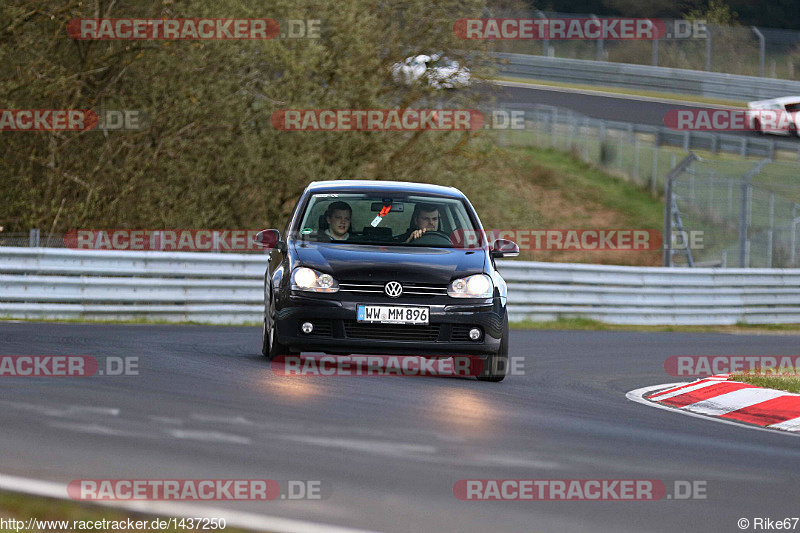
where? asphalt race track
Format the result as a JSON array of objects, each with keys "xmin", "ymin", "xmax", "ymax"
[
  {"xmin": 494, "ymin": 84, "xmax": 716, "ymax": 127},
  {"xmin": 2, "ymin": 322, "xmax": 800, "ymax": 532}
]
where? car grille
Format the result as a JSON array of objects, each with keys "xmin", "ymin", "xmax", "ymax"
[
  {"xmin": 338, "ymin": 281, "xmax": 447, "ymax": 297},
  {"xmin": 344, "ymin": 321, "xmax": 441, "ymax": 341}
]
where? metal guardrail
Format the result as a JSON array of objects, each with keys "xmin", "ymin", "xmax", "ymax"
[
  {"xmin": 2, "ymin": 247, "xmax": 799, "ymax": 326},
  {"xmin": 496, "ymin": 52, "xmax": 800, "ymax": 102}
]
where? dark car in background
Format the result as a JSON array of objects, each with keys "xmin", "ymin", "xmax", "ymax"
[{"xmin": 255, "ymin": 180, "xmax": 519, "ymax": 382}]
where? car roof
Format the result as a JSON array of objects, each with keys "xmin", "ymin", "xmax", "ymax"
[{"xmin": 305, "ymin": 180, "xmax": 466, "ymax": 199}]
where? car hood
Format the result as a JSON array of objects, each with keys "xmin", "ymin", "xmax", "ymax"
[{"xmin": 292, "ymin": 242, "xmax": 485, "ymax": 284}]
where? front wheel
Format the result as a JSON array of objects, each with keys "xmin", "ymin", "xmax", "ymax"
[
  {"xmin": 262, "ymin": 304, "xmax": 294, "ymax": 360},
  {"xmin": 477, "ymin": 314, "xmax": 509, "ymax": 382}
]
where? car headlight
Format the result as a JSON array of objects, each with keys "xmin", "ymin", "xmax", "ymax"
[
  {"xmin": 448, "ymin": 274, "xmax": 493, "ymax": 298},
  {"xmin": 291, "ymin": 267, "xmax": 339, "ymax": 293}
]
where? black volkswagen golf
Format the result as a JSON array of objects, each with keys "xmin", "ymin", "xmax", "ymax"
[{"xmin": 255, "ymin": 180, "xmax": 519, "ymax": 382}]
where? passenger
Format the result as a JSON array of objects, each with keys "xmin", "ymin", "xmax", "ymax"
[{"xmin": 321, "ymin": 201, "xmax": 352, "ymax": 242}]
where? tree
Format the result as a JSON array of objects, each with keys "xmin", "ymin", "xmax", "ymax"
[{"xmin": 0, "ymin": 0, "xmax": 493, "ymax": 231}]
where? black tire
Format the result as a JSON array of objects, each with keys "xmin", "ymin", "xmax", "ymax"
[
  {"xmin": 262, "ymin": 296, "xmax": 294, "ymax": 360},
  {"xmin": 477, "ymin": 313, "xmax": 509, "ymax": 383},
  {"xmin": 261, "ymin": 317, "xmax": 270, "ymax": 357},
  {"xmin": 754, "ymin": 119, "xmax": 764, "ymax": 136}
]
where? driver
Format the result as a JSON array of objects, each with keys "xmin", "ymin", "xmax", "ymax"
[{"xmin": 398, "ymin": 203, "xmax": 441, "ymax": 243}]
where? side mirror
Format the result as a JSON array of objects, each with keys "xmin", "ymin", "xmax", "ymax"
[
  {"xmin": 253, "ymin": 229, "xmax": 285, "ymax": 251},
  {"xmin": 490, "ymin": 238, "xmax": 519, "ymax": 258}
]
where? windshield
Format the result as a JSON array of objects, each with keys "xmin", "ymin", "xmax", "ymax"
[
  {"xmin": 785, "ymin": 102, "xmax": 800, "ymax": 113},
  {"xmin": 292, "ymin": 192, "xmax": 478, "ymax": 247}
]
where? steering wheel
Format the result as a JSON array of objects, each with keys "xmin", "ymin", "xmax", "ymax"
[{"xmin": 409, "ymin": 230, "xmax": 452, "ymax": 245}]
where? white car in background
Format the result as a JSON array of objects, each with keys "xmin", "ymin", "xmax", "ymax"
[
  {"xmin": 392, "ymin": 54, "xmax": 471, "ymax": 89},
  {"xmin": 747, "ymin": 96, "xmax": 800, "ymax": 136}
]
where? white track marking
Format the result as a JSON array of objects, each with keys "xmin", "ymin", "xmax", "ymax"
[
  {"xmin": 648, "ymin": 380, "xmax": 723, "ymax": 401},
  {"xmin": 149, "ymin": 416, "xmax": 184, "ymax": 425},
  {"xmin": 167, "ymin": 430, "xmax": 252, "ymax": 445},
  {"xmin": 190, "ymin": 414, "xmax": 257, "ymax": 426},
  {"xmin": 46, "ymin": 422, "xmax": 140, "ymax": 437},
  {"xmin": 279, "ymin": 436, "xmax": 437, "ymax": 457},
  {"xmin": 627, "ymin": 384, "xmax": 800, "ymax": 438},
  {"xmin": 769, "ymin": 415, "xmax": 800, "ymax": 431},
  {"xmin": 681, "ymin": 388, "xmax": 789, "ymax": 416},
  {"xmin": 0, "ymin": 473, "xmax": 380, "ymax": 533}
]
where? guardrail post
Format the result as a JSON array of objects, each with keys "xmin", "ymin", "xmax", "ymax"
[
  {"xmin": 728, "ymin": 180, "xmax": 733, "ymax": 217},
  {"xmin": 738, "ymin": 159, "xmax": 769, "ymax": 267},
  {"xmin": 28, "ymin": 229, "xmax": 40, "ymax": 248},
  {"xmin": 591, "ymin": 15, "xmax": 605, "ymax": 61},
  {"xmin": 792, "ymin": 205, "xmax": 800, "ymax": 266},
  {"xmin": 652, "ymin": 37, "xmax": 659, "ymax": 66},
  {"xmin": 663, "ymin": 153, "xmax": 698, "ymax": 266},
  {"xmin": 767, "ymin": 192, "xmax": 774, "ymax": 268},
  {"xmin": 752, "ymin": 26, "xmax": 765, "ymax": 78},
  {"xmin": 582, "ymin": 116, "xmax": 590, "ymax": 161},
  {"xmin": 708, "ymin": 172, "xmax": 714, "ymax": 214},
  {"xmin": 535, "ymin": 10, "xmax": 549, "ymax": 56},
  {"xmin": 650, "ymin": 144, "xmax": 659, "ymax": 195}
]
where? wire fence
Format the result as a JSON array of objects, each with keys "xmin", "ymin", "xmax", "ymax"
[
  {"xmin": 489, "ymin": 10, "xmax": 800, "ymax": 81},
  {"xmin": 493, "ymin": 106, "xmax": 800, "ymax": 267},
  {"xmin": 670, "ymin": 159, "xmax": 800, "ymax": 268}
]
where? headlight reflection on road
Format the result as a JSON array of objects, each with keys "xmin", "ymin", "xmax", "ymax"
[
  {"xmin": 261, "ymin": 373, "xmax": 321, "ymax": 401},
  {"xmin": 429, "ymin": 387, "xmax": 496, "ymax": 432}
]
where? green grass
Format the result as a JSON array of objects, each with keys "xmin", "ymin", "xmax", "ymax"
[
  {"xmin": 502, "ymin": 145, "xmax": 664, "ymax": 227},
  {"xmin": 730, "ymin": 372, "xmax": 800, "ymax": 394},
  {"xmin": 0, "ymin": 491, "xmax": 255, "ymax": 533}
]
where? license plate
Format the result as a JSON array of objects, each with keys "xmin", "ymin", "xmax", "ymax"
[{"xmin": 357, "ymin": 305, "xmax": 429, "ymax": 325}]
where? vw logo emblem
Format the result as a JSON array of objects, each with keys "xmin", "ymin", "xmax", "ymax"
[{"xmin": 385, "ymin": 281, "xmax": 403, "ymax": 298}]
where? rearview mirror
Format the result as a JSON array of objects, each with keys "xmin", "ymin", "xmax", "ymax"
[{"xmin": 371, "ymin": 202, "xmax": 404, "ymax": 212}]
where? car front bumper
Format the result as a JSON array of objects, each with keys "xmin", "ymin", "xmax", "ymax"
[{"xmin": 275, "ymin": 293, "xmax": 504, "ymax": 356}]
